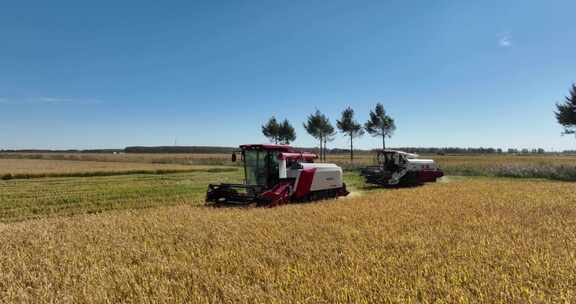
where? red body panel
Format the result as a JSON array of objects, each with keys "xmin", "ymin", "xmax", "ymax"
[
  {"xmin": 278, "ymin": 152, "xmax": 317, "ymax": 161},
  {"xmin": 260, "ymin": 181, "xmax": 292, "ymax": 207},
  {"xmin": 293, "ymin": 168, "xmax": 316, "ymax": 198}
]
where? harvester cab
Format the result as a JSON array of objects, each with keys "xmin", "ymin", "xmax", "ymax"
[
  {"xmin": 206, "ymin": 144, "xmax": 349, "ymax": 207},
  {"xmin": 360, "ymin": 150, "xmax": 444, "ymax": 186}
]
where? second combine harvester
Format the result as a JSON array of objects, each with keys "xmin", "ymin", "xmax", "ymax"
[
  {"xmin": 360, "ymin": 150, "xmax": 444, "ymax": 186},
  {"xmin": 206, "ymin": 144, "xmax": 349, "ymax": 207}
]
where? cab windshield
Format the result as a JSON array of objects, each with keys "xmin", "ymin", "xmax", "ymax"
[{"xmin": 243, "ymin": 150, "xmax": 280, "ymax": 187}]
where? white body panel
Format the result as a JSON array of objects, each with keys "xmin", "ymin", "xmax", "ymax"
[
  {"xmin": 279, "ymin": 159, "xmax": 288, "ymax": 179},
  {"xmin": 406, "ymin": 159, "xmax": 438, "ymax": 171},
  {"xmin": 300, "ymin": 163, "xmax": 343, "ymax": 191}
]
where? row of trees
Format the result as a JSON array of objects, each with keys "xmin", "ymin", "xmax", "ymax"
[
  {"xmin": 262, "ymin": 103, "xmax": 396, "ymax": 162},
  {"xmin": 260, "ymin": 82, "xmax": 576, "ymax": 160}
]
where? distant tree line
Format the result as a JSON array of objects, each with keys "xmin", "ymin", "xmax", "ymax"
[
  {"xmin": 124, "ymin": 146, "xmax": 235, "ymax": 154},
  {"xmin": 0, "ymin": 149, "xmax": 123, "ymax": 153}
]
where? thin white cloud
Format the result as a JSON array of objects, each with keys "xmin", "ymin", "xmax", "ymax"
[
  {"xmin": 37, "ymin": 97, "xmax": 72, "ymax": 103},
  {"xmin": 498, "ymin": 33, "xmax": 512, "ymax": 48},
  {"xmin": 0, "ymin": 97, "xmax": 102, "ymax": 105}
]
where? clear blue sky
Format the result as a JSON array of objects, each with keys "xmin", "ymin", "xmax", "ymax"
[{"xmin": 1, "ymin": 0, "xmax": 575, "ymax": 151}]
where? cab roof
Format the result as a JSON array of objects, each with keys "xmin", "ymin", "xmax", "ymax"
[
  {"xmin": 378, "ymin": 149, "xmax": 420, "ymax": 158},
  {"xmin": 239, "ymin": 144, "xmax": 317, "ymax": 161}
]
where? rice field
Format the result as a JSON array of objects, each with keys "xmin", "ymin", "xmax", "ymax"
[
  {"xmin": 0, "ymin": 177, "xmax": 575, "ymax": 303},
  {"xmin": 4, "ymin": 152, "xmax": 576, "ymax": 178},
  {"xmin": 429, "ymin": 154, "xmax": 576, "ymax": 178},
  {"xmin": 5, "ymin": 151, "xmax": 576, "ymax": 167},
  {"xmin": 0, "ymin": 158, "xmax": 224, "ymax": 179},
  {"xmin": 327, "ymin": 152, "xmax": 576, "ymax": 168},
  {"xmin": 325, "ymin": 154, "xmax": 576, "ymax": 180},
  {"xmin": 0, "ymin": 152, "xmax": 233, "ymax": 166},
  {"xmin": 0, "ymin": 169, "xmax": 240, "ymax": 222},
  {"xmin": 0, "ymin": 154, "xmax": 575, "ymax": 302}
]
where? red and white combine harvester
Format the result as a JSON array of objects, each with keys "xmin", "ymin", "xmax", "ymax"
[
  {"xmin": 206, "ymin": 144, "xmax": 349, "ymax": 207},
  {"xmin": 360, "ymin": 150, "xmax": 444, "ymax": 186}
]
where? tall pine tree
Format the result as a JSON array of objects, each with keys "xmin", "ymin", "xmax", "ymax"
[
  {"xmin": 261, "ymin": 117, "xmax": 280, "ymax": 144},
  {"xmin": 555, "ymin": 84, "xmax": 576, "ymax": 136},
  {"xmin": 319, "ymin": 114, "xmax": 335, "ymax": 162},
  {"xmin": 304, "ymin": 111, "xmax": 323, "ymax": 160},
  {"xmin": 337, "ymin": 107, "xmax": 364, "ymax": 162},
  {"xmin": 304, "ymin": 110, "xmax": 334, "ymax": 161},
  {"xmin": 365, "ymin": 103, "xmax": 396, "ymax": 150},
  {"xmin": 278, "ymin": 119, "xmax": 296, "ymax": 144}
]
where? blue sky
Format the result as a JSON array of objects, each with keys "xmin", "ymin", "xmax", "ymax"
[{"xmin": 1, "ymin": 0, "xmax": 575, "ymax": 150}]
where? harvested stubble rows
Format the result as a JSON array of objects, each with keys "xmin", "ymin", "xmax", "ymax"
[
  {"xmin": 0, "ymin": 158, "xmax": 236, "ymax": 180},
  {"xmin": 0, "ymin": 153, "xmax": 233, "ymax": 166},
  {"xmin": 0, "ymin": 178, "xmax": 574, "ymax": 303},
  {"xmin": 0, "ymin": 170, "xmax": 240, "ymax": 222}
]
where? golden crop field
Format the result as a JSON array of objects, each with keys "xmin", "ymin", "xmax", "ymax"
[
  {"xmin": 0, "ymin": 152, "xmax": 233, "ymax": 166},
  {"xmin": 0, "ymin": 154, "xmax": 574, "ymax": 302},
  {"xmin": 3, "ymin": 152, "xmax": 576, "ymax": 175},
  {"xmin": 429, "ymin": 154, "xmax": 576, "ymax": 169},
  {"xmin": 0, "ymin": 177, "xmax": 575, "ymax": 303},
  {"xmin": 329, "ymin": 153, "xmax": 576, "ymax": 180},
  {"xmin": 326, "ymin": 152, "xmax": 576, "ymax": 167},
  {"xmin": 0, "ymin": 158, "xmax": 218, "ymax": 177},
  {"xmin": 0, "ymin": 170, "xmax": 242, "ymax": 223}
]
